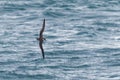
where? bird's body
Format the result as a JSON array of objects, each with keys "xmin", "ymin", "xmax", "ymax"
[{"xmin": 37, "ymin": 19, "xmax": 46, "ymax": 59}]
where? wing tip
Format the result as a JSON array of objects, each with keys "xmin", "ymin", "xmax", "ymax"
[{"xmin": 43, "ymin": 18, "xmax": 45, "ymax": 21}]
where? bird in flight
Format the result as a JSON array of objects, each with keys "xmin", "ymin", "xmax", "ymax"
[{"xmin": 37, "ymin": 19, "xmax": 46, "ymax": 59}]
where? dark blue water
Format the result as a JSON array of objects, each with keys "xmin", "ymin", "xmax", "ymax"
[{"xmin": 0, "ymin": 0, "xmax": 120, "ymax": 80}]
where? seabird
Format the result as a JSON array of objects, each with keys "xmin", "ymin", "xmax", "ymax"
[{"xmin": 37, "ymin": 19, "xmax": 46, "ymax": 59}]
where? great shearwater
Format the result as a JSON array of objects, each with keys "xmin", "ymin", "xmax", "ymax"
[{"xmin": 37, "ymin": 19, "xmax": 46, "ymax": 59}]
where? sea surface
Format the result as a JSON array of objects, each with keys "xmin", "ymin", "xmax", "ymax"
[{"xmin": 0, "ymin": 0, "xmax": 120, "ymax": 80}]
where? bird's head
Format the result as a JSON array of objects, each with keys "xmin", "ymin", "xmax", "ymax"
[{"xmin": 36, "ymin": 38, "xmax": 39, "ymax": 40}]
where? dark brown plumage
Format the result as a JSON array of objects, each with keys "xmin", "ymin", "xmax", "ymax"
[{"xmin": 37, "ymin": 19, "xmax": 45, "ymax": 59}]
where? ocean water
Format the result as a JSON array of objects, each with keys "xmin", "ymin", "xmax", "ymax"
[{"xmin": 0, "ymin": 0, "xmax": 120, "ymax": 80}]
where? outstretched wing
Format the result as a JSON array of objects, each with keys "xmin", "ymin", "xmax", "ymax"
[
  {"xmin": 39, "ymin": 19, "xmax": 45, "ymax": 37},
  {"xmin": 39, "ymin": 42, "xmax": 45, "ymax": 59}
]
